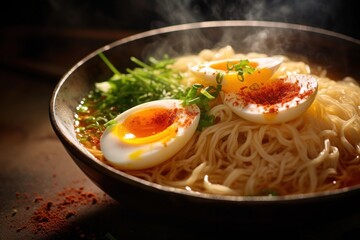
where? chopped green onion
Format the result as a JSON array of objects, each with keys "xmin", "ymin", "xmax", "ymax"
[
  {"xmin": 227, "ymin": 59, "xmax": 255, "ymax": 81},
  {"xmin": 200, "ymin": 88, "xmax": 215, "ymax": 100},
  {"xmin": 104, "ymin": 119, "xmax": 117, "ymax": 127},
  {"xmin": 98, "ymin": 52, "xmax": 121, "ymax": 75},
  {"xmin": 182, "ymin": 83, "xmax": 222, "ymax": 130}
]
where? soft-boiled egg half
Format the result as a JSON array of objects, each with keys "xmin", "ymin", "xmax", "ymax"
[
  {"xmin": 190, "ymin": 57, "xmax": 318, "ymax": 124},
  {"xmin": 223, "ymin": 74, "xmax": 318, "ymax": 124},
  {"xmin": 190, "ymin": 57, "xmax": 283, "ymax": 93},
  {"xmin": 100, "ymin": 99, "xmax": 200, "ymax": 170}
]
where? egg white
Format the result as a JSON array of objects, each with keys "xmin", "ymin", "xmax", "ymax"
[
  {"xmin": 223, "ymin": 74, "xmax": 318, "ymax": 124},
  {"xmin": 100, "ymin": 99, "xmax": 200, "ymax": 170}
]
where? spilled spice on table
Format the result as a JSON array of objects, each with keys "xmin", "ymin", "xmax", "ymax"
[
  {"xmin": 31, "ymin": 187, "xmax": 99, "ymax": 234},
  {"xmin": 12, "ymin": 186, "xmax": 109, "ymax": 235}
]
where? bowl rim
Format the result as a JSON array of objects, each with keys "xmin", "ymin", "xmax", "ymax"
[{"xmin": 49, "ymin": 20, "xmax": 360, "ymax": 204}]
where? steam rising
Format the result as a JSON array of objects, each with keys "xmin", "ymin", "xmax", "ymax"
[
  {"xmin": 142, "ymin": 0, "xmax": 344, "ymax": 60},
  {"xmin": 39, "ymin": 0, "xmax": 354, "ymax": 75},
  {"xmin": 153, "ymin": 0, "xmax": 340, "ymax": 30}
]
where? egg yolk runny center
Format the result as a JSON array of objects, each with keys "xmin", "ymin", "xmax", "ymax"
[
  {"xmin": 195, "ymin": 60, "xmax": 276, "ymax": 93},
  {"xmin": 113, "ymin": 108, "xmax": 178, "ymax": 145},
  {"xmin": 210, "ymin": 60, "xmax": 258, "ymax": 71}
]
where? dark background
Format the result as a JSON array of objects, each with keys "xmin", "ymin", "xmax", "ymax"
[
  {"xmin": 2, "ymin": 0, "xmax": 359, "ymax": 37},
  {"xmin": 1, "ymin": 0, "xmax": 358, "ymax": 80}
]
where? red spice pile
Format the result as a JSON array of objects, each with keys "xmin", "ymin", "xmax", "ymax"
[
  {"xmin": 15, "ymin": 187, "xmax": 100, "ymax": 234},
  {"xmin": 240, "ymin": 79, "xmax": 300, "ymax": 106}
]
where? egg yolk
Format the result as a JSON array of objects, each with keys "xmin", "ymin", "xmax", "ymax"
[
  {"xmin": 196, "ymin": 60, "xmax": 275, "ymax": 93},
  {"xmin": 113, "ymin": 108, "xmax": 178, "ymax": 145},
  {"xmin": 210, "ymin": 60, "xmax": 258, "ymax": 71}
]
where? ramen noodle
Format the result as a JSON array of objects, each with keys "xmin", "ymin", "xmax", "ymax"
[{"xmin": 77, "ymin": 46, "xmax": 360, "ymax": 196}]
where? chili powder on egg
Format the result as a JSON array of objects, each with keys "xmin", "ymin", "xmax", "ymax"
[{"xmin": 237, "ymin": 78, "xmax": 302, "ymax": 113}]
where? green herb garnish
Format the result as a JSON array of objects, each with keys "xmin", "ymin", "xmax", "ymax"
[
  {"xmin": 227, "ymin": 59, "xmax": 255, "ymax": 81},
  {"xmin": 75, "ymin": 53, "xmax": 186, "ymax": 142},
  {"xmin": 76, "ymin": 53, "xmax": 233, "ymax": 143},
  {"xmin": 182, "ymin": 82, "xmax": 222, "ymax": 130},
  {"xmin": 97, "ymin": 53, "xmax": 184, "ymax": 108}
]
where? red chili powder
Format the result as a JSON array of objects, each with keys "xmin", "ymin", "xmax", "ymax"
[
  {"xmin": 239, "ymin": 78, "xmax": 301, "ymax": 107},
  {"xmin": 12, "ymin": 187, "xmax": 103, "ymax": 235},
  {"xmin": 30, "ymin": 187, "xmax": 98, "ymax": 234}
]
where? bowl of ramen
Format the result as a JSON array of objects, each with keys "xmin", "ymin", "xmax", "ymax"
[{"xmin": 50, "ymin": 21, "xmax": 360, "ymax": 224}]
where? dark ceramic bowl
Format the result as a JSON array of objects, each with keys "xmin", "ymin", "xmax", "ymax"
[{"xmin": 49, "ymin": 21, "xmax": 360, "ymax": 224}]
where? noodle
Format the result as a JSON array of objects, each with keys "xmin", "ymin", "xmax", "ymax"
[{"xmin": 78, "ymin": 46, "xmax": 360, "ymax": 197}]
